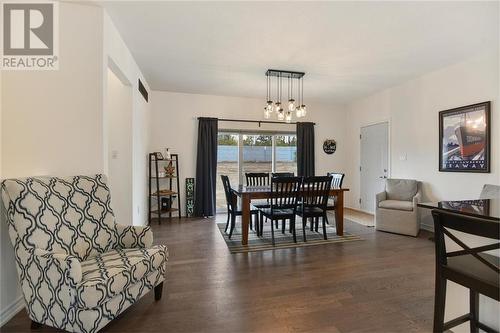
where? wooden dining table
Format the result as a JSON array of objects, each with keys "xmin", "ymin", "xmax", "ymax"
[{"xmin": 233, "ymin": 185, "xmax": 350, "ymax": 245}]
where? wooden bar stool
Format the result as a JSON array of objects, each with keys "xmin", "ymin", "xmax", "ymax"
[{"xmin": 431, "ymin": 210, "xmax": 499, "ymax": 333}]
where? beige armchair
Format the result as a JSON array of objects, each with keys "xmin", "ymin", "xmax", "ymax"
[{"xmin": 375, "ymin": 178, "xmax": 421, "ymax": 237}]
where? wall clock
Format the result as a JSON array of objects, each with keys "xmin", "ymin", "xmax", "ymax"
[{"xmin": 323, "ymin": 139, "xmax": 337, "ymax": 155}]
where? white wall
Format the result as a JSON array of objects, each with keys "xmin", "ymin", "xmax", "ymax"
[
  {"xmin": 345, "ymin": 52, "xmax": 500, "ymax": 217},
  {"xmin": 106, "ymin": 68, "xmax": 133, "ymax": 225},
  {"xmin": 0, "ymin": 4, "xmax": 152, "ymax": 324},
  {"xmin": 149, "ymin": 91, "xmax": 348, "ymax": 213},
  {"xmin": 0, "ymin": 2, "xmax": 104, "ymax": 325},
  {"xmin": 103, "ymin": 12, "xmax": 152, "ymax": 226},
  {"xmin": 344, "ymin": 51, "xmax": 500, "ymax": 332}
]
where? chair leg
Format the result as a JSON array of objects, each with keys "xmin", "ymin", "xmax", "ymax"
[
  {"xmin": 433, "ymin": 276, "xmax": 447, "ymax": 333},
  {"xmin": 259, "ymin": 213, "xmax": 264, "ymax": 236},
  {"xmin": 310, "ymin": 217, "xmax": 314, "ymax": 231},
  {"xmin": 254, "ymin": 213, "xmax": 260, "ymax": 235},
  {"xmin": 154, "ymin": 282, "xmax": 163, "ymax": 301},
  {"xmin": 275, "ymin": 220, "xmax": 279, "ymax": 228},
  {"xmin": 270, "ymin": 218, "xmax": 275, "ymax": 246},
  {"xmin": 281, "ymin": 219, "xmax": 286, "ymax": 234},
  {"xmin": 302, "ymin": 218, "xmax": 307, "ymax": 242},
  {"xmin": 31, "ymin": 321, "xmax": 42, "ymax": 329},
  {"xmin": 292, "ymin": 217, "xmax": 297, "ymax": 243},
  {"xmin": 325, "ymin": 213, "xmax": 329, "ymax": 224},
  {"xmin": 322, "ymin": 215, "xmax": 327, "ymax": 240},
  {"xmin": 470, "ymin": 289, "xmax": 479, "ymax": 333},
  {"xmin": 315, "ymin": 217, "xmax": 319, "ymax": 232},
  {"xmin": 224, "ymin": 211, "xmax": 230, "ymax": 232},
  {"xmin": 228, "ymin": 214, "xmax": 236, "ymax": 239}
]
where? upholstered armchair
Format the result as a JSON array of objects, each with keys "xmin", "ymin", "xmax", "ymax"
[
  {"xmin": 375, "ymin": 178, "xmax": 421, "ymax": 237},
  {"xmin": 1, "ymin": 175, "xmax": 168, "ymax": 333}
]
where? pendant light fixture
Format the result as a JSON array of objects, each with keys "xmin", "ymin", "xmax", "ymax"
[{"xmin": 264, "ymin": 69, "xmax": 307, "ymax": 122}]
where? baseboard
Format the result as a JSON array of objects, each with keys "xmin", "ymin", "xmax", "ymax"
[
  {"xmin": 420, "ymin": 223, "xmax": 434, "ymax": 233},
  {"xmin": 345, "ymin": 207, "xmax": 374, "ymax": 216},
  {"xmin": 0, "ymin": 296, "xmax": 24, "ymax": 327}
]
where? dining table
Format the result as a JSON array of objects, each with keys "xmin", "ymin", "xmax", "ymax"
[
  {"xmin": 418, "ymin": 198, "xmax": 499, "ymax": 221},
  {"xmin": 233, "ymin": 185, "xmax": 350, "ymax": 245}
]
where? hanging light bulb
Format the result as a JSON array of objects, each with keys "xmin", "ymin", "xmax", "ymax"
[
  {"xmin": 266, "ymin": 100, "xmax": 273, "ymax": 112},
  {"xmin": 264, "ymin": 107, "xmax": 271, "ymax": 119},
  {"xmin": 277, "ymin": 108, "xmax": 285, "ymax": 121},
  {"xmin": 288, "ymin": 99, "xmax": 296, "ymax": 112},
  {"xmin": 296, "ymin": 105, "xmax": 303, "ymax": 118},
  {"xmin": 285, "ymin": 110, "xmax": 292, "ymax": 123},
  {"xmin": 274, "ymin": 101, "xmax": 281, "ymax": 113},
  {"xmin": 301, "ymin": 104, "xmax": 307, "ymax": 117}
]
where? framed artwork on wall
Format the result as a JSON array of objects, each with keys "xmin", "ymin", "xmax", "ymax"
[{"xmin": 439, "ymin": 101, "xmax": 490, "ymax": 173}]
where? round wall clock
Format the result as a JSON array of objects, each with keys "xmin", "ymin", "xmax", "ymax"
[{"xmin": 323, "ymin": 139, "xmax": 337, "ymax": 155}]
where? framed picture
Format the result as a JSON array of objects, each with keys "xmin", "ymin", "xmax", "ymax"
[{"xmin": 439, "ymin": 101, "xmax": 490, "ymax": 173}]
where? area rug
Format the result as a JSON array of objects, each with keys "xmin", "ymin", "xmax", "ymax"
[{"xmin": 217, "ymin": 220, "xmax": 362, "ymax": 253}]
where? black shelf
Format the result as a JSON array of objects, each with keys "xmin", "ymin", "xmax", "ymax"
[{"xmin": 148, "ymin": 153, "xmax": 182, "ymax": 224}]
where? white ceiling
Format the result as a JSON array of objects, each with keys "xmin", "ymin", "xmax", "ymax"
[{"xmin": 101, "ymin": 1, "xmax": 499, "ymax": 103}]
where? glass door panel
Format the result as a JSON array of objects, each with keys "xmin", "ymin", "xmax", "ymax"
[
  {"xmin": 216, "ymin": 133, "xmax": 239, "ymax": 210},
  {"xmin": 242, "ymin": 134, "xmax": 272, "ymax": 182},
  {"xmin": 275, "ymin": 135, "xmax": 297, "ymax": 175}
]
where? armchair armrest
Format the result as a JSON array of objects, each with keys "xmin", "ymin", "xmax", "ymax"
[
  {"xmin": 375, "ymin": 191, "xmax": 387, "ymax": 207},
  {"xmin": 32, "ymin": 248, "xmax": 82, "ymax": 285},
  {"xmin": 116, "ymin": 224, "xmax": 153, "ymax": 249},
  {"xmin": 412, "ymin": 191, "xmax": 422, "ymax": 208}
]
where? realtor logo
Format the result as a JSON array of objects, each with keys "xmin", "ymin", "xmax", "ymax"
[{"xmin": 1, "ymin": 1, "xmax": 59, "ymax": 70}]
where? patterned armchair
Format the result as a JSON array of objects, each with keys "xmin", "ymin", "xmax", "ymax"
[{"xmin": 1, "ymin": 174, "xmax": 168, "ymax": 333}]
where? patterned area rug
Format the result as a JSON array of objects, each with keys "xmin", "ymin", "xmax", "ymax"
[{"xmin": 217, "ymin": 220, "xmax": 362, "ymax": 253}]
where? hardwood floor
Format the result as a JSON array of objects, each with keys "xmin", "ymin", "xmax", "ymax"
[{"xmin": 2, "ymin": 215, "xmax": 435, "ymax": 332}]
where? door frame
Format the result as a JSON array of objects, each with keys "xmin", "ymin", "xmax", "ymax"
[{"xmin": 359, "ymin": 120, "xmax": 391, "ymax": 213}]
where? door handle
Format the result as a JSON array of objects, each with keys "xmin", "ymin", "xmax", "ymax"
[{"xmin": 379, "ymin": 176, "xmax": 387, "ymax": 179}]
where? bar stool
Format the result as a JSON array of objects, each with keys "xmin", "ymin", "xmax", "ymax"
[{"xmin": 431, "ymin": 210, "xmax": 499, "ymax": 333}]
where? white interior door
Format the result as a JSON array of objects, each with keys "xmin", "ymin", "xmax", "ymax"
[{"xmin": 360, "ymin": 122, "xmax": 389, "ymax": 213}]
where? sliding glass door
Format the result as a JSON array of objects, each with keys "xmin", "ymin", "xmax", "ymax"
[{"xmin": 216, "ymin": 131, "xmax": 297, "ymax": 211}]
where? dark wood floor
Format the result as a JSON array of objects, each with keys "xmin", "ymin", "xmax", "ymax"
[{"xmin": 2, "ymin": 215, "xmax": 435, "ymax": 332}]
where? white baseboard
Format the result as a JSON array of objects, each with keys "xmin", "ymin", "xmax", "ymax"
[
  {"xmin": 345, "ymin": 206, "xmax": 374, "ymax": 215},
  {"xmin": 0, "ymin": 296, "xmax": 24, "ymax": 327},
  {"xmin": 420, "ymin": 223, "xmax": 434, "ymax": 233}
]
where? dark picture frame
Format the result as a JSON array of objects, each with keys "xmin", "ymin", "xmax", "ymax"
[{"xmin": 439, "ymin": 101, "xmax": 491, "ymax": 173}]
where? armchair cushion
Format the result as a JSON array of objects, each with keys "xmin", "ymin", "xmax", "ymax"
[
  {"xmin": 385, "ymin": 178, "xmax": 418, "ymax": 201},
  {"xmin": 378, "ymin": 200, "xmax": 413, "ymax": 211},
  {"xmin": 77, "ymin": 245, "xmax": 167, "ymax": 309},
  {"xmin": 116, "ymin": 224, "xmax": 153, "ymax": 249}
]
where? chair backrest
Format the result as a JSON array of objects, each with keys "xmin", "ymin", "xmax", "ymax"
[
  {"xmin": 272, "ymin": 172, "xmax": 294, "ymax": 177},
  {"xmin": 245, "ymin": 172, "xmax": 269, "ymax": 186},
  {"xmin": 327, "ymin": 172, "xmax": 345, "ymax": 188},
  {"xmin": 431, "ymin": 210, "xmax": 499, "ymax": 271},
  {"xmin": 270, "ymin": 176, "xmax": 302, "ymax": 211},
  {"xmin": 385, "ymin": 178, "xmax": 418, "ymax": 201},
  {"xmin": 1, "ymin": 175, "xmax": 118, "ymax": 262},
  {"xmin": 220, "ymin": 175, "xmax": 236, "ymax": 211},
  {"xmin": 302, "ymin": 176, "xmax": 332, "ymax": 209},
  {"xmin": 480, "ymin": 184, "xmax": 500, "ymax": 199}
]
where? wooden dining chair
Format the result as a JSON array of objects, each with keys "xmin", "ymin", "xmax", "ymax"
[
  {"xmin": 245, "ymin": 172, "xmax": 270, "ymax": 186},
  {"xmin": 221, "ymin": 175, "xmax": 259, "ymax": 238},
  {"xmin": 296, "ymin": 176, "xmax": 332, "ymax": 241},
  {"xmin": 325, "ymin": 172, "xmax": 345, "ymax": 225},
  {"xmin": 272, "ymin": 172, "xmax": 294, "ymax": 177},
  {"xmin": 257, "ymin": 177, "xmax": 303, "ymax": 245},
  {"xmin": 431, "ymin": 209, "xmax": 499, "ymax": 333}
]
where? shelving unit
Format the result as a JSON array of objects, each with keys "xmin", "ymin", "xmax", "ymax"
[{"xmin": 148, "ymin": 152, "xmax": 181, "ymax": 224}]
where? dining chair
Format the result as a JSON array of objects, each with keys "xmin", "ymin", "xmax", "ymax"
[
  {"xmin": 257, "ymin": 177, "xmax": 303, "ymax": 245},
  {"xmin": 297, "ymin": 176, "xmax": 332, "ymax": 241},
  {"xmin": 431, "ymin": 210, "xmax": 499, "ymax": 333},
  {"xmin": 221, "ymin": 175, "xmax": 259, "ymax": 238},
  {"xmin": 245, "ymin": 172, "xmax": 270, "ymax": 186},
  {"xmin": 272, "ymin": 172, "xmax": 294, "ymax": 177},
  {"xmin": 325, "ymin": 173, "xmax": 345, "ymax": 224}
]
